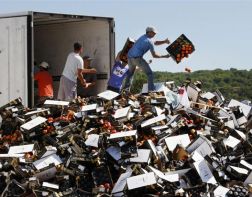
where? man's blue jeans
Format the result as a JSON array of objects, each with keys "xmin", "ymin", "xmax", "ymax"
[{"xmin": 123, "ymin": 57, "xmax": 155, "ymax": 92}]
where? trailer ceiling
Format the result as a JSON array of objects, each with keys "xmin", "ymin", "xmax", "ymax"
[{"xmin": 33, "ymin": 12, "xmax": 112, "ymax": 26}]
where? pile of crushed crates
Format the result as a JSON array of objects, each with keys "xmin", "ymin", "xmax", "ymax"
[{"xmin": 0, "ymin": 80, "xmax": 251, "ymax": 197}]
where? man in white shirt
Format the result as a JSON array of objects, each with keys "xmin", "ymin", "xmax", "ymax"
[{"xmin": 57, "ymin": 42, "xmax": 96, "ymax": 101}]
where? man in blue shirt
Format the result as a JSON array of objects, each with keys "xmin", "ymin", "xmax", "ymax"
[
  {"xmin": 107, "ymin": 51, "xmax": 129, "ymax": 93},
  {"xmin": 122, "ymin": 26, "xmax": 171, "ymax": 92}
]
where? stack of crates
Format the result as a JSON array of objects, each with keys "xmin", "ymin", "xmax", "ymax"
[{"xmin": 166, "ymin": 34, "xmax": 195, "ymax": 64}]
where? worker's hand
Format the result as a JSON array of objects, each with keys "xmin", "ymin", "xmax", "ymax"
[
  {"xmin": 83, "ymin": 83, "xmax": 92, "ymax": 88},
  {"xmin": 162, "ymin": 54, "xmax": 170, "ymax": 58},
  {"xmin": 89, "ymin": 68, "xmax": 97, "ymax": 73},
  {"xmin": 165, "ymin": 38, "xmax": 170, "ymax": 44},
  {"xmin": 82, "ymin": 79, "xmax": 87, "ymax": 88}
]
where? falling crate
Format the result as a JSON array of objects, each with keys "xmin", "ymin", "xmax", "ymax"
[
  {"xmin": 166, "ymin": 34, "xmax": 195, "ymax": 64},
  {"xmin": 119, "ymin": 37, "xmax": 135, "ymax": 63}
]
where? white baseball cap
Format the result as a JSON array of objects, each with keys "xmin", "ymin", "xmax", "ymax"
[
  {"xmin": 146, "ymin": 26, "xmax": 158, "ymax": 34},
  {"xmin": 39, "ymin": 61, "xmax": 49, "ymax": 69}
]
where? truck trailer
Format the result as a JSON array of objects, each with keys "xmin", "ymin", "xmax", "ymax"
[{"xmin": 0, "ymin": 11, "xmax": 115, "ymax": 106}]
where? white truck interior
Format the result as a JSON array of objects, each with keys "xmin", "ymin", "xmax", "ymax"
[{"xmin": 34, "ymin": 13, "xmax": 114, "ymax": 100}]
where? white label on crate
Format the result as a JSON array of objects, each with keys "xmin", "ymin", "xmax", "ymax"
[
  {"xmin": 191, "ymin": 151, "xmax": 204, "ymax": 162},
  {"xmin": 114, "ymin": 106, "xmax": 130, "ymax": 119},
  {"xmin": 193, "ymin": 160, "xmax": 217, "ymax": 184},
  {"xmin": 201, "ymin": 92, "xmax": 215, "ymax": 100},
  {"xmin": 141, "ymin": 114, "xmax": 166, "ymax": 128},
  {"xmin": 191, "ymin": 141, "xmax": 214, "ymax": 158},
  {"xmin": 41, "ymin": 146, "xmax": 57, "ymax": 158},
  {"xmin": 213, "ymin": 186, "xmax": 229, "ymax": 197},
  {"xmin": 0, "ymin": 153, "xmax": 24, "ymax": 158},
  {"xmin": 128, "ymin": 100, "xmax": 140, "ymax": 108},
  {"xmin": 155, "ymin": 106, "xmax": 164, "ymax": 116},
  {"xmin": 240, "ymin": 160, "xmax": 252, "ymax": 170},
  {"xmin": 149, "ymin": 166, "xmax": 179, "ymax": 182},
  {"xmin": 85, "ymin": 134, "xmax": 100, "ymax": 147},
  {"xmin": 11, "ymin": 107, "xmax": 18, "ymax": 112},
  {"xmin": 147, "ymin": 140, "xmax": 158, "ymax": 157},
  {"xmin": 129, "ymin": 149, "xmax": 151, "ymax": 163},
  {"xmin": 44, "ymin": 100, "xmax": 69, "ymax": 106},
  {"xmin": 8, "ymin": 144, "xmax": 35, "ymax": 154},
  {"xmin": 230, "ymin": 166, "xmax": 248, "ymax": 174},
  {"xmin": 165, "ymin": 134, "xmax": 190, "ymax": 152},
  {"xmin": 225, "ymin": 120, "xmax": 235, "ymax": 129},
  {"xmin": 25, "ymin": 109, "xmax": 49, "ymax": 116},
  {"xmin": 33, "ymin": 154, "xmax": 62, "ymax": 170},
  {"xmin": 152, "ymin": 125, "xmax": 168, "ymax": 131},
  {"xmin": 237, "ymin": 116, "xmax": 247, "ymax": 125},
  {"xmin": 108, "ymin": 130, "xmax": 137, "ymax": 140},
  {"xmin": 223, "ymin": 136, "xmax": 240, "ymax": 148},
  {"xmin": 228, "ymin": 99, "xmax": 251, "ymax": 118},
  {"xmin": 21, "ymin": 116, "xmax": 47, "ymax": 130},
  {"xmin": 42, "ymin": 182, "xmax": 59, "ymax": 189},
  {"xmin": 112, "ymin": 170, "xmax": 132, "ymax": 194},
  {"xmin": 127, "ymin": 172, "xmax": 156, "ymax": 190},
  {"xmin": 98, "ymin": 90, "xmax": 119, "ymax": 100},
  {"xmin": 81, "ymin": 104, "xmax": 97, "ymax": 112}
]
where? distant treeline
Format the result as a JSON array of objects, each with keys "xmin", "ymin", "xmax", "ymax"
[{"xmin": 130, "ymin": 68, "xmax": 252, "ymax": 101}]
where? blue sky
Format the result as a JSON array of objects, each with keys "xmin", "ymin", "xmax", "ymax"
[{"xmin": 1, "ymin": 0, "xmax": 252, "ymax": 72}]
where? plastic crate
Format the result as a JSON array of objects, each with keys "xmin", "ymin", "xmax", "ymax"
[
  {"xmin": 119, "ymin": 37, "xmax": 135, "ymax": 63},
  {"xmin": 166, "ymin": 34, "xmax": 195, "ymax": 64}
]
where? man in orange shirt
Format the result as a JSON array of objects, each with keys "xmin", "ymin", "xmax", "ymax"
[{"xmin": 34, "ymin": 61, "xmax": 54, "ymax": 104}]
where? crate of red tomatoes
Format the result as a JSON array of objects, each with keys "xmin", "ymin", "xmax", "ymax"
[{"xmin": 166, "ymin": 34, "xmax": 195, "ymax": 64}]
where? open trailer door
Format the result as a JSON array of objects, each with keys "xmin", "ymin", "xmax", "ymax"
[{"xmin": 0, "ymin": 15, "xmax": 31, "ymax": 107}]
